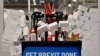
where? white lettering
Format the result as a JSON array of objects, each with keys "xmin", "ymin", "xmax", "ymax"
[
  {"xmin": 74, "ymin": 53, "xmax": 77, "ymax": 56},
  {"xmin": 26, "ymin": 52, "xmax": 77, "ymax": 56},
  {"xmin": 56, "ymin": 52, "xmax": 60, "ymax": 56},
  {"xmin": 26, "ymin": 52, "xmax": 30, "ymax": 56},
  {"xmin": 43, "ymin": 52, "xmax": 47, "ymax": 56},
  {"xmin": 39, "ymin": 52, "xmax": 42, "ymax": 56},
  {"xmin": 62, "ymin": 52, "xmax": 77, "ymax": 56},
  {"xmin": 62, "ymin": 52, "xmax": 66, "ymax": 56},
  {"xmin": 38, "ymin": 52, "xmax": 60, "ymax": 56},
  {"xmin": 26, "ymin": 52, "xmax": 37, "ymax": 56}
]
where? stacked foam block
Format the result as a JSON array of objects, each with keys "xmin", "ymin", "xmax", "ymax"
[{"xmin": 69, "ymin": 5, "xmax": 99, "ymax": 56}]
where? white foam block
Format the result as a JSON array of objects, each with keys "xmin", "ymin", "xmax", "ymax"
[
  {"xmin": 68, "ymin": 14, "xmax": 73, "ymax": 19},
  {"xmin": 78, "ymin": 5, "xmax": 88, "ymax": 12},
  {"xmin": 83, "ymin": 24, "xmax": 91, "ymax": 31},
  {"xmin": 3, "ymin": 9, "xmax": 22, "ymax": 42},
  {"xmin": 30, "ymin": 33, "xmax": 36, "ymax": 41},
  {"xmin": 73, "ymin": 12, "xmax": 79, "ymax": 19},
  {"xmin": 72, "ymin": 28, "xmax": 80, "ymax": 35},
  {"xmin": 76, "ymin": 20, "xmax": 83, "ymax": 28},
  {"xmin": 68, "ymin": 14, "xmax": 74, "ymax": 24},
  {"xmin": 91, "ymin": 24, "xmax": 99, "ymax": 31},
  {"xmin": 37, "ymin": 21, "xmax": 46, "ymax": 26},
  {"xmin": 89, "ymin": 8, "xmax": 98, "ymax": 13},
  {"xmin": 79, "ymin": 16, "xmax": 89, "ymax": 23},
  {"xmin": 73, "ymin": 11, "xmax": 83, "ymax": 19},
  {"xmin": 59, "ymin": 21, "xmax": 69, "ymax": 28},
  {"xmin": 19, "ymin": 10, "xmax": 26, "ymax": 27},
  {"xmin": 84, "ymin": 12, "xmax": 90, "ymax": 17},
  {"xmin": 38, "ymin": 24, "xmax": 48, "ymax": 34},
  {"xmin": 90, "ymin": 14, "xmax": 99, "ymax": 21},
  {"xmin": 23, "ymin": 26, "xmax": 29, "ymax": 35},
  {"xmin": 40, "ymin": 33, "xmax": 45, "ymax": 38},
  {"xmin": 48, "ymin": 22, "xmax": 58, "ymax": 33}
]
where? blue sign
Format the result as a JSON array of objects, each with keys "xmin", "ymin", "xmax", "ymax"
[{"xmin": 23, "ymin": 47, "xmax": 80, "ymax": 56}]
